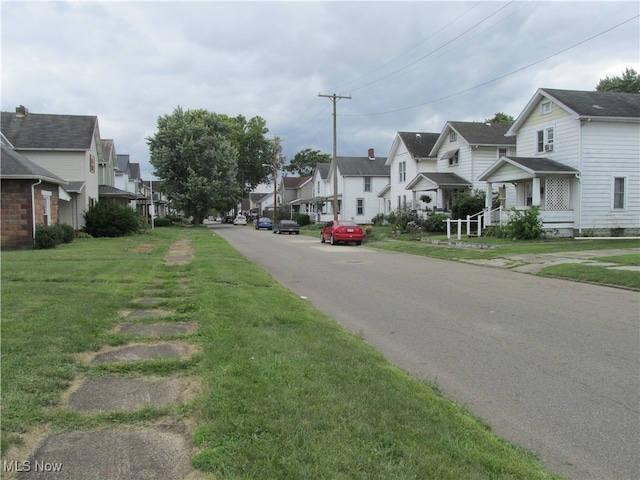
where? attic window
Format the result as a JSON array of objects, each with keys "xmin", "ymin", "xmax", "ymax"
[
  {"xmin": 449, "ymin": 131, "xmax": 457, "ymax": 142},
  {"xmin": 540, "ymin": 101, "xmax": 552, "ymax": 115}
]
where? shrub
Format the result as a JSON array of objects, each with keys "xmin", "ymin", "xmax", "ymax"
[
  {"xmin": 293, "ymin": 213, "xmax": 310, "ymax": 226},
  {"xmin": 451, "ymin": 190, "xmax": 486, "ymax": 220},
  {"xmin": 83, "ymin": 202, "xmax": 141, "ymax": 237},
  {"xmin": 55, "ymin": 223, "xmax": 75, "ymax": 243},
  {"xmin": 504, "ymin": 207, "xmax": 544, "ymax": 240},
  {"xmin": 153, "ymin": 217, "xmax": 172, "ymax": 227},
  {"xmin": 424, "ymin": 213, "xmax": 449, "ymax": 233},
  {"xmin": 370, "ymin": 213, "xmax": 385, "ymax": 226},
  {"xmin": 34, "ymin": 224, "xmax": 63, "ymax": 249}
]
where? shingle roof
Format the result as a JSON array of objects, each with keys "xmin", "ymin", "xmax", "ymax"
[
  {"xmin": 336, "ymin": 156, "xmax": 389, "ymax": 176},
  {"xmin": 397, "ymin": 132, "xmax": 440, "ymax": 158},
  {"xmin": 116, "ymin": 154, "xmax": 130, "ymax": 172},
  {"xmin": 100, "ymin": 139, "xmax": 114, "ymax": 163},
  {"xmin": 129, "ymin": 163, "xmax": 141, "ymax": 180},
  {"xmin": 98, "ymin": 184, "xmax": 137, "ymax": 199},
  {"xmin": 448, "ymin": 121, "xmax": 514, "ymax": 146},
  {"xmin": 417, "ymin": 172, "xmax": 471, "ymax": 187},
  {"xmin": 1, "ymin": 111, "xmax": 98, "ymax": 150},
  {"xmin": 503, "ymin": 156, "xmax": 579, "ymax": 174},
  {"xmin": 541, "ymin": 88, "xmax": 640, "ymax": 118},
  {"xmin": 283, "ymin": 175, "xmax": 311, "ymax": 188},
  {"xmin": 0, "ymin": 144, "xmax": 67, "ymax": 184},
  {"xmin": 315, "ymin": 162, "xmax": 330, "ymax": 179}
]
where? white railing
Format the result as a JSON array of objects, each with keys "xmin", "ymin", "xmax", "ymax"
[{"xmin": 443, "ymin": 206, "xmax": 505, "ymax": 240}]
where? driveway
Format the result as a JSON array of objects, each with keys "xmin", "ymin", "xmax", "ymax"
[{"xmin": 210, "ymin": 223, "xmax": 639, "ymax": 480}]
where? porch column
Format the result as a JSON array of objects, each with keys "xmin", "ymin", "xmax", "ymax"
[
  {"xmin": 532, "ymin": 177, "xmax": 542, "ymax": 206},
  {"xmin": 485, "ymin": 182, "xmax": 492, "ymax": 208}
]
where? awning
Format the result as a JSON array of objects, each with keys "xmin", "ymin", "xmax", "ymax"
[{"xmin": 58, "ymin": 186, "xmax": 72, "ymax": 201}]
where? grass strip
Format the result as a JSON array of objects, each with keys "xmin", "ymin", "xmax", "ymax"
[{"xmin": 2, "ymin": 226, "xmax": 561, "ymax": 479}]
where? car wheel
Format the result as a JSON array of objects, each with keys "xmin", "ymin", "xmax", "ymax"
[
  {"xmin": 330, "ymin": 234, "xmax": 336, "ymax": 245},
  {"xmin": 320, "ymin": 233, "xmax": 325, "ymax": 243},
  {"xmin": 355, "ymin": 241, "xmax": 362, "ymax": 246}
]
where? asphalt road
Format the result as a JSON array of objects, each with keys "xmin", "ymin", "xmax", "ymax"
[{"xmin": 209, "ymin": 223, "xmax": 639, "ymax": 480}]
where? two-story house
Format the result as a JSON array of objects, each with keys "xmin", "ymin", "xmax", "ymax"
[
  {"xmin": 280, "ymin": 175, "xmax": 313, "ymax": 218},
  {"xmin": 312, "ymin": 149, "xmax": 390, "ymax": 223},
  {"xmin": 479, "ymin": 88, "xmax": 640, "ymax": 237},
  {"xmin": 419, "ymin": 121, "xmax": 516, "ymax": 212},
  {"xmin": 382, "ymin": 131, "xmax": 440, "ymax": 214},
  {"xmin": 1, "ymin": 106, "xmax": 102, "ymax": 229},
  {"xmin": 99, "ymin": 139, "xmax": 136, "ymax": 207}
]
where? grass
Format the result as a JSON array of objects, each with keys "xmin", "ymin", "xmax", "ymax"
[
  {"xmin": 1, "ymin": 226, "xmax": 563, "ymax": 478},
  {"xmin": 301, "ymin": 224, "xmax": 639, "ymax": 288}
]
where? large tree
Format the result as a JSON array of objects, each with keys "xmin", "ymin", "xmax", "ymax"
[
  {"xmin": 147, "ymin": 107, "xmax": 241, "ymax": 226},
  {"xmin": 484, "ymin": 112, "xmax": 515, "ymax": 124},
  {"xmin": 284, "ymin": 148, "xmax": 331, "ymax": 176},
  {"xmin": 596, "ymin": 68, "xmax": 640, "ymax": 93}
]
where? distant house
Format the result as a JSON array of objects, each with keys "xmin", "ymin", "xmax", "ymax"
[
  {"xmin": 99, "ymin": 139, "xmax": 136, "ymax": 207},
  {"xmin": 1, "ymin": 106, "xmax": 102, "ymax": 229},
  {"xmin": 280, "ymin": 175, "xmax": 313, "ymax": 218},
  {"xmin": 383, "ymin": 131, "xmax": 440, "ymax": 214},
  {"xmin": 312, "ymin": 149, "xmax": 390, "ymax": 223},
  {"xmin": 479, "ymin": 88, "xmax": 640, "ymax": 236},
  {"xmin": 419, "ymin": 121, "xmax": 516, "ymax": 212},
  {"xmin": 1, "ymin": 143, "xmax": 68, "ymax": 249}
]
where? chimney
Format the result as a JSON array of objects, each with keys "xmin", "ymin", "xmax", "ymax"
[
  {"xmin": 15, "ymin": 105, "xmax": 28, "ymax": 118},
  {"xmin": 368, "ymin": 148, "xmax": 375, "ymax": 160}
]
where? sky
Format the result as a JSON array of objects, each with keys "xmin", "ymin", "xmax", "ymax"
[{"xmin": 1, "ymin": 1, "xmax": 638, "ymax": 186}]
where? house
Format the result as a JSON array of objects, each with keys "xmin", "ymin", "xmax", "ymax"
[
  {"xmin": 382, "ymin": 131, "xmax": 440, "ymax": 214},
  {"xmin": 99, "ymin": 139, "xmax": 136, "ymax": 207},
  {"xmin": 412, "ymin": 121, "xmax": 516, "ymax": 212},
  {"xmin": 280, "ymin": 175, "xmax": 313, "ymax": 219},
  {"xmin": 142, "ymin": 180, "xmax": 169, "ymax": 218},
  {"xmin": 1, "ymin": 142, "xmax": 68, "ymax": 249},
  {"xmin": 479, "ymin": 88, "xmax": 640, "ymax": 237},
  {"xmin": 312, "ymin": 149, "xmax": 390, "ymax": 223},
  {"xmin": 1, "ymin": 106, "xmax": 102, "ymax": 229}
]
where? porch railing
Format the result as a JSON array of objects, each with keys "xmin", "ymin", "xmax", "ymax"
[{"xmin": 443, "ymin": 206, "xmax": 504, "ymax": 240}]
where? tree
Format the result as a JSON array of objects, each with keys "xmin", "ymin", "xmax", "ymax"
[
  {"xmin": 284, "ymin": 148, "xmax": 331, "ymax": 176},
  {"xmin": 596, "ymin": 68, "xmax": 640, "ymax": 93},
  {"xmin": 225, "ymin": 115, "xmax": 275, "ymax": 197},
  {"xmin": 484, "ymin": 112, "xmax": 515, "ymax": 124},
  {"xmin": 147, "ymin": 107, "xmax": 241, "ymax": 226}
]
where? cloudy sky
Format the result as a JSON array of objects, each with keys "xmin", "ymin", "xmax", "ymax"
[{"xmin": 2, "ymin": 1, "xmax": 638, "ymax": 183}]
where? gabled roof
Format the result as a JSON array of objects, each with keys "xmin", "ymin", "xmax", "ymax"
[
  {"xmin": 116, "ymin": 154, "xmax": 130, "ymax": 172},
  {"xmin": 479, "ymin": 156, "xmax": 579, "ymax": 181},
  {"xmin": 430, "ymin": 121, "xmax": 514, "ymax": 156},
  {"xmin": 335, "ymin": 156, "xmax": 389, "ymax": 176},
  {"xmin": 0, "ymin": 111, "xmax": 99, "ymax": 150},
  {"xmin": 397, "ymin": 132, "xmax": 440, "ymax": 159},
  {"xmin": 0, "ymin": 144, "xmax": 67, "ymax": 185},
  {"xmin": 406, "ymin": 172, "xmax": 471, "ymax": 190},
  {"xmin": 100, "ymin": 139, "xmax": 114, "ymax": 163},
  {"xmin": 507, "ymin": 88, "xmax": 640, "ymax": 135},
  {"xmin": 314, "ymin": 162, "xmax": 331, "ymax": 180},
  {"xmin": 282, "ymin": 175, "xmax": 312, "ymax": 188},
  {"xmin": 129, "ymin": 163, "xmax": 141, "ymax": 181},
  {"xmin": 98, "ymin": 184, "xmax": 137, "ymax": 199}
]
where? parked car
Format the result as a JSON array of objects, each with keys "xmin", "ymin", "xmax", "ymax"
[
  {"xmin": 273, "ymin": 219, "xmax": 300, "ymax": 235},
  {"xmin": 255, "ymin": 217, "xmax": 273, "ymax": 230},
  {"xmin": 320, "ymin": 220, "xmax": 363, "ymax": 245},
  {"xmin": 233, "ymin": 215, "xmax": 247, "ymax": 226},
  {"xmin": 224, "ymin": 215, "xmax": 234, "ymax": 224}
]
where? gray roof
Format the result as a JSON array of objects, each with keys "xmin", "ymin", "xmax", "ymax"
[
  {"xmin": 100, "ymin": 139, "xmax": 114, "ymax": 163},
  {"xmin": 449, "ymin": 121, "xmax": 515, "ymax": 146},
  {"xmin": 116, "ymin": 154, "xmax": 130, "ymax": 172},
  {"xmin": 1, "ymin": 111, "xmax": 98, "ymax": 150},
  {"xmin": 65, "ymin": 181, "xmax": 86, "ymax": 193},
  {"xmin": 418, "ymin": 172, "xmax": 471, "ymax": 187},
  {"xmin": 336, "ymin": 156, "xmax": 389, "ymax": 176},
  {"xmin": 98, "ymin": 185, "xmax": 137, "ymax": 199},
  {"xmin": 397, "ymin": 132, "xmax": 440, "ymax": 158},
  {"xmin": 0, "ymin": 144, "xmax": 67, "ymax": 185},
  {"xmin": 504, "ymin": 156, "xmax": 579, "ymax": 174},
  {"xmin": 541, "ymin": 88, "xmax": 640, "ymax": 118},
  {"xmin": 315, "ymin": 162, "xmax": 331, "ymax": 179},
  {"xmin": 129, "ymin": 162, "xmax": 141, "ymax": 180}
]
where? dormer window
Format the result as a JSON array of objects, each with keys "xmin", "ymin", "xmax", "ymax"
[
  {"xmin": 449, "ymin": 131, "xmax": 457, "ymax": 142},
  {"xmin": 540, "ymin": 101, "xmax": 552, "ymax": 115}
]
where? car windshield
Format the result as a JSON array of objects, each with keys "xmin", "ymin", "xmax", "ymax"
[
  {"xmin": 282, "ymin": 220, "xmax": 296, "ymax": 225},
  {"xmin": 259, "ymin": 218, "xmax": 270, "ymax": 222},
  {"xmin": 237, "ymin": 216, "xmax": 245, "ymax": 220}
]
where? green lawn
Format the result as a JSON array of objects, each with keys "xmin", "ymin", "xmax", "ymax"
[{"xmin": 1, "ymin": 227, "xmax": 562, "ymax": 479}]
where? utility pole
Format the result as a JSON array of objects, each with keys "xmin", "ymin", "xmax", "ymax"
[
  {"xmin": 272, "ymin": 136, "xmax": 279, "ymax": 225},
  {"xmin": 319, "ymin": 93, "xmax": 351, "ymax": 220}
]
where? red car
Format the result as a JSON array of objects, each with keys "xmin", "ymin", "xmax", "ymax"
[{"xmin": 320, "ymin": 220, "xmax": 364, "ymax": 245}]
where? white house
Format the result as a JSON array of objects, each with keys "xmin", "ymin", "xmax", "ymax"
[
  {"xmin": 479, "ymin": 88, "xmax": 640, "ymax": 237},
  {"xmin": 312, "ymin": 149, "xmax": 390, "ymax": 223},
  {"xmin": 382, "ymin": 131, "xmax": 440, "ymax": 214}
]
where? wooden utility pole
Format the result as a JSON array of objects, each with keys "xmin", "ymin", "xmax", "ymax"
[
  {"xmin": 273, "ymin": 136, "xmax": 279, "ymax": 225},
  {"xmin": 318, "ymin": 93, "xmax": 351, "ymax": 220}
]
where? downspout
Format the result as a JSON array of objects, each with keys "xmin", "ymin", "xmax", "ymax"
[
  {"xmin": 31, "ymin": 179, "xmax": 42, "ymax": 240},
  {"xmin": 578, "ymin": 119, "xmax": 586, "ymax": 235}
]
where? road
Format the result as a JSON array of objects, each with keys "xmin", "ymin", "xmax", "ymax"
[{"xmin": 209, "ymin": 223, "xmax": 639, "ymax": 480}]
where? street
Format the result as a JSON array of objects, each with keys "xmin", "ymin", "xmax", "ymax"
[{"xmin": 210, "ymin": 223, "xmax": 639, "ymax": 480}]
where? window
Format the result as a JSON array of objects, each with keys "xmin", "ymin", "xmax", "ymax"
[
  {"xmin": 42, "ymin": 190, "xmax": 52, "ymax": 227},
  {"xmin": 364, "ymin": 177, "xmax": 371, "ymax": 192},
  {"xmin": 317, "ymin": 181, "xmax": 320, "ymax": 195},
  {"xmin": 450, "ymin": 131, "xmax": 457, "ymax": 142},
  {"xmin": 357, "ymin": 198, "xmax": 364, "ymax": 215},
  {"xmin": 90, "ymin": 155, "xmax": 96, "ymax": 173},
  {"xmin": 537, "ymin": 127, "xmax": 554, "ymax": 153},
  {"xmin": 449, "ymin": 151, "xmax": 459, "ymax": 166},
  {"xmin": 613, "ymin": 177, "xmax": 626, "ymax": 209},
  {"xmin": 498, "ymin": 147, "xmax": 508, "ymax": 159},
  {"xmin": 398, "ymin": 162, "xmax": 406, "ymax": 182},
  {"xmin": 540, "ymin": 101, "xmax": 552, "ymax": 115},
  {"xmin": 525, "ymin": 181, "xmax": 533, "ymax": 206}
]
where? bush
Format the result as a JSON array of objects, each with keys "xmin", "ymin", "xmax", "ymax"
[
  {"xmin": 451, "ymin": 190, "xmax": 486, "ymax": 220},
  {"xmin": 153, "ymin": 217, "xmax": 172, "ymax": 227},
  {"xmin": 293, "ymin": 213, "xmax": 310, "ymax": 226},
  {"xmin": 370, "ymin": 213, "xmax": 385, "ymax": 226},
  {"xmin": 504, "ymin": 207, "xmax": 544, "ymax": 240},
  {"xmin": 34, "ymin": 224, "xmax": 62, "ymax": 249},
  {"xmin": 424, "ymin": 213, "xmax": 449, "ymax": 233},
  {"xmin": 83, "ymin": 202, "xmax": 141, "ymax": 237},
  {"xmin": 55, "ymin": 223, "xmax": 75, "ymax": 243}
]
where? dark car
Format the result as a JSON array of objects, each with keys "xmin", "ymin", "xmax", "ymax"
[
  {"xmin": 273, "ymin": 219, "xmax": 300, "ymax": 234},
  {"xmin": 255, "ymin": 217, "xmax": 273, "ymax": 230},
  {"xmin": 320, "ymin": 220, "xmax": 364, "ymax": 245},
  {"xmin": 224, "ymin": 215, "xmax": 234, "ymax": 224}
]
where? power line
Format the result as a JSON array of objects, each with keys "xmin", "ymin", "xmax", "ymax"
[{"xmin": 343, "ymin": 14, "xmax": 639, "ymax": 117}]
